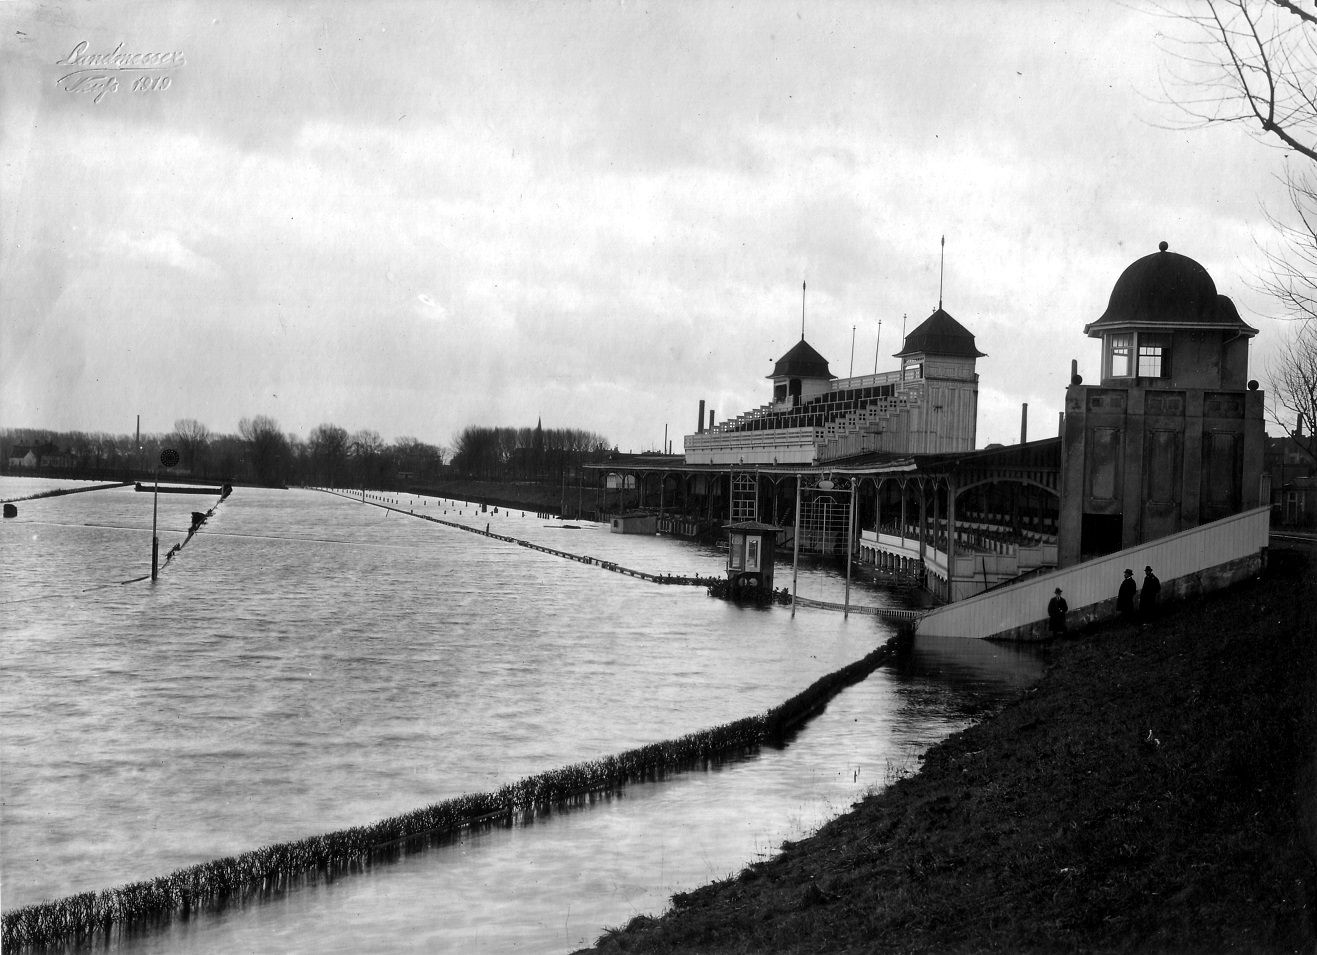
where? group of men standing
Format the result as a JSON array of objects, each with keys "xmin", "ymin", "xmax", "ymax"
[
  {"xmin": 1047, "ymin": 566, "xmax": 1162, "ymax": 635},
  {"xmin": 1117, "ymin": 566, "xmax": 1161, "ymax": 626}
]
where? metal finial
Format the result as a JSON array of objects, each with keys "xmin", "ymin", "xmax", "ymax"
[
  {"xmin": 1158, "ymin": 240, "xmax": 1168, "ymax": 252},
  {"xmin": 939, "ymin": 235, "xmax": 945, "ymax": 309},
  {"xmin": 801, "ymin": 280, "xmax": 806, "ymax": 340}
]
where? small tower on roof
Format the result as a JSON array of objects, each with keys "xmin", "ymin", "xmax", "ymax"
[
  {"xmin": 768, "ymin": 338, "xmax": 835, "ymax": 409},
  {"xmin": 892, "ymin": 307, "xmax": 985, "ymax": 452}
]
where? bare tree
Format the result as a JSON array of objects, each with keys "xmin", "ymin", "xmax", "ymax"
[
  {"xmin": 1267, "ymin": 320, "xmax": 1317, "ymax": 461},
  {"xmin": 1163, "ymin": 0, "xmax": 1317, "ymax": 319},
  {"xmin": 172, "ymin": 418, "xmax": 212, "ymax": 475},
  {"xmin": 1164, "ymin": 1, "xmax": 1317, "ymax": 156},
  {"xmin": 1160, "ymin": 0, "xmax": 1317, "ymax": 461},
  {"xmin": 308, "ymin": 423, "xmax": 349, "ymax": 485},
  {"xmin": 238, "ymin": 415, "xmax": 288, "ymax": 486}
]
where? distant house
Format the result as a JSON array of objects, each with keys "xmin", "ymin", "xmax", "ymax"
[
  {"xmin": 36, "ymin": 443, "xmax": 73, "ymax": 469},
  {"xmin": 1265, "ymin": 430, "xmax": 1317, "ymax": 527},
  {"xmin": 5, "ymin": 443, "xmax": 72, "ymax": 470},
  {"xmin": 1277, "ymin": 476, "xmax": 1316, "ymax": 527}
]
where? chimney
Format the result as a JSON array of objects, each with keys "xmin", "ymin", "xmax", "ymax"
[
  {"xmin": 709, "ymin": 409, "xmax": 716, "ymax": 430},
  {"xmin": 1058, "ymin": 411, "xmax": 1065, "ymax": 436},
  {"xmin": 698, "ymin": 400, "xmax": 705, "ymax": 434},
  {"xmin": 1020, "ymin": 403, "xmax": 1028, "ymax": 444}
]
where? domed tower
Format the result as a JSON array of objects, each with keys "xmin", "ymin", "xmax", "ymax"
[
  {"xmin": 1059, "ymin": 242, "xmax": 1265, "ymax": 564},
  {"xmin": 1084, "ymin": 242, "xmax": 1257, "ymax": 389}
]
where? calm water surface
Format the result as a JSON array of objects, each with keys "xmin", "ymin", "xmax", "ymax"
[{"xmin": 0, "ymin": 480, "xmax": 1045, "ymax": 952}]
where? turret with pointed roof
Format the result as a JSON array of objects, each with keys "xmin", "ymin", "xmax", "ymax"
[
  {"xmin": 891, "ymin": 305, "xmax": 983, "ymax": 451},
  {"xmin": 768, "ymin": 338, "xmax": 834, "ymax": 380},
  {"xmin": 894, "ymin": 308, "xmax": 986, "ymax": 360},
  {"xmin": 768, "ymin": 337, "xmax": 835, "ymax": 407}
]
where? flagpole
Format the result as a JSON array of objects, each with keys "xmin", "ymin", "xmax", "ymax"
[{"xmin": 938, "ymin": 234, "xmax": 946, "ymax": 309}]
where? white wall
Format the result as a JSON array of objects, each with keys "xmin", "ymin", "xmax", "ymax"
[{"xmin": 915, "ymin": 506, "xmax": 1270, "ymax": 640}]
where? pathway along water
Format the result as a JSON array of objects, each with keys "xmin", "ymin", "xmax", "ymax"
[{"xmin": 0, "ymin": 481, "xmax": 1044, "ymax": 952}]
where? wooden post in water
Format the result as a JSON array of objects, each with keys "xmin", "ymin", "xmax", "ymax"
[
  {"xmin": 791, "ymin": 474, "xmax": 802, "ymax": 617},
  {"xmin": 844, "ymin": 479, "xmax": 856, "ymax": 617},
  {"xmin": 151, "ymin": 463, "xmax": 160, "ymax": 581}
]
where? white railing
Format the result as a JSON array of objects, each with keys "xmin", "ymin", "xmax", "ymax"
[
  {"xmin": 915, "ymin": 506, "xmax": 1270, "ymax": 640},
  {"xmin": 683, "ymin": 428, "xmax": 821, "ymax": 465},
  {"xmin": 830, "ymin": 370, "xmax": 904, "ymax": 391}
]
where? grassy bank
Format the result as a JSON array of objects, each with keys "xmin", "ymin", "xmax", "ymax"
[{"xmin": 586, "ymin": 543, "xmax": 1317, "ymax": 954}]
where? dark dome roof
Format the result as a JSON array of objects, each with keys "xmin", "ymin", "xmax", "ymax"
[
  {"xmin": 768, "ymin": 338, "xmax": 834, "ymax": 379},
  {"xmin": 894, "ymin": 308, "xmax": 986, "ymax": 359},
  {"xmin": 1086, "ymin": 243, "xmax": 1257, "ymax": 337}
]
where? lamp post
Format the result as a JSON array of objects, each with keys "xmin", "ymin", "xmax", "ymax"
[{"xmin": 152, "ymin": 448, "xmax": 179, "ymax": 580}]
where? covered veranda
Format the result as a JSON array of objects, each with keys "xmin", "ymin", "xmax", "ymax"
[
  {"xmin": 586, "ymin": 439, "xmax": 1061, "ymax": 604},
  {"xmin": 842, "ymin": 439, "xmax": 1062, "ymax": 602}
]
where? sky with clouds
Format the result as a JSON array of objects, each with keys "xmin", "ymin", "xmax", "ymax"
[{"xmin": 0, "ymin": 0, "xmax": 1299, "ymax": 452}]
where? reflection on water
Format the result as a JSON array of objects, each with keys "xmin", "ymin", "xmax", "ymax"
[{"xmin": 0, "ymin": 480, "xmax": 1045, "ymax": 953}]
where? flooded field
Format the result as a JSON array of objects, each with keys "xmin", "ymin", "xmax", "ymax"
[{"xmin": 0, "ymin": 479, "xmax": 1044, "ymax": 952}]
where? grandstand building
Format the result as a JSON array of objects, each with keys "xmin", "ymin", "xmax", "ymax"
[
  {"xmin": 593, "ymin": 243, "xmax": 1268, "ymax": 628},
  {"xmin": 683, "ymin": 308, "xmax": 984, "ymax": 466}
]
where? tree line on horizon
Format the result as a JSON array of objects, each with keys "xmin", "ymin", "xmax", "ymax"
[
  {"xmin": 448, "ymin": 424, "xmax": 614, "ymax": 481},
  {"xmin": 1, "ymin": 418, "xmax": 615, "ymax": 489}
]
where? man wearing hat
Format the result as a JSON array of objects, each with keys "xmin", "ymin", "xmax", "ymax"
[
  {"xmin": 1117, "ymin": 568, "xmax": 1138, "ymax": 625},
  {"xmin": 1047, "ymin": 587, "xmax": 1068, "ymax": 635},
  {"xmin": 1140, "ymin": 566, "xmax": 1162, "ymax": 626}
]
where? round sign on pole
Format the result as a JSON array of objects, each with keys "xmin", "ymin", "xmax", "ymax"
[{"xmin": 160, "ymin": 448, "xmax": 180, "ymax": 468}]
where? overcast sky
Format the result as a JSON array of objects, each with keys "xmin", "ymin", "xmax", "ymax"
[{"xmin": 0, "ymin": 0, "xmax": 1297, "ymax": 452}]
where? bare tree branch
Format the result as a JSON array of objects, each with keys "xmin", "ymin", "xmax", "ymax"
[{"xmin": 1271, "ymin": 0, "xmax": 1317, "ymax": 27}]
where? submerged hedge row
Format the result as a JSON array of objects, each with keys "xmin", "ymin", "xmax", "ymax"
[{"xmin": 2, "ymin": 635, "xmax": 905, "ymax": 949}]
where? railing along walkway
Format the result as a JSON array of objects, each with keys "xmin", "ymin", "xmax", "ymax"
[
  {"xmin": 790, "ymin": 595, "xmax": 925, "ymax": 622},
  {"xmin": 316, "ymin": 488, "xmax": 720, "ymax": 588},
  {"xmin": 315, "ymin": 488, "xmax": 922, "ymax": 618}
]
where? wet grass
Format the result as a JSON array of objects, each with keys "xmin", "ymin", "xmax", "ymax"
[
  {"xmin": 583, "ymin": 544, "xmax": 1317, "ymax": 953},
  {"xmin": 1, "ymin": 636, "xmax": 904, "ymax": 949}
]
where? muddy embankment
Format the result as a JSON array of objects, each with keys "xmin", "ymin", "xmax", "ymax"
[{"xmin": 585, "ymin": 542, "xmax": 1317, "ymax": 954}]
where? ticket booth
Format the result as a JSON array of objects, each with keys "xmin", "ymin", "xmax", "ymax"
[{"xmin": 725, "ymin": 520, "xmax": 781, "ymax": 593}]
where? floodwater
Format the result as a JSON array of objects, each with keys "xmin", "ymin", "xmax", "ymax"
[{"xmin": 0, "ymin": 479, "xmax": 1046, "ymax": 952}]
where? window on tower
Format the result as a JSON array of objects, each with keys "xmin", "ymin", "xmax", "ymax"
[
  {"xmin": 1107, "ymin": 334, "xmax": 1134, "ymax": 378},
  {"xmin": 1106, "ymin": 332, "xmax": 1172, "ymax": 380},
  {"xmin": 1137, "ymin": 334, "xmax": 1171, "ymax": 378}
]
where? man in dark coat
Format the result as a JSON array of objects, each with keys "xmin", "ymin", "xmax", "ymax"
[
  {"xmin": 1047, "ymin": 587, "xmax": 1068, "ymax": 635},
  {"xmin": 1140, "ymin": 566, "xmax": 1161, "ymax": 624},
  {"xmin": 1117, "ymin": 568, "xmax": 1138, "ymax": 623}
]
